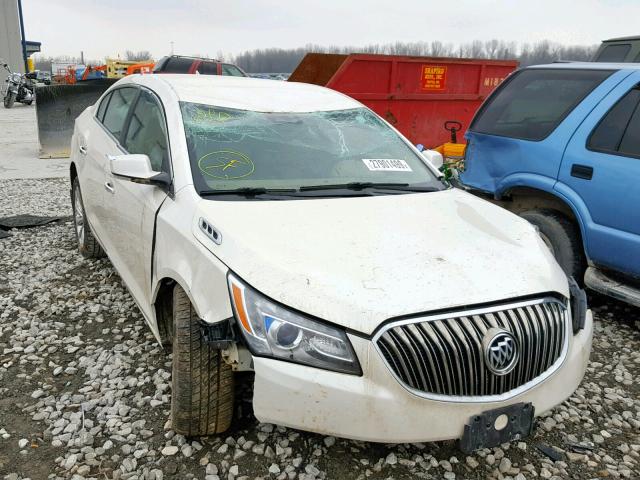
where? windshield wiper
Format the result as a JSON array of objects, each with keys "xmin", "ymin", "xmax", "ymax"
[
  {"xmin": 200, "ymin": 187, "xmax": 299, "ymax": 197},
  {"xmin": 299, "ymin": 182, "xmax": 438, "ymax": 192}
]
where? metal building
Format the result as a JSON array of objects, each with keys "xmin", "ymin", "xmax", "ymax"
[{"xmin": 0, "ymin": 0, "xmax": 25, "ymax": 82}]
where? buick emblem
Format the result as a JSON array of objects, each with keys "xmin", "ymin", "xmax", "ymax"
[{"xmin": 483, "ymin": 328, "xmax": 518, "ymax": 375}]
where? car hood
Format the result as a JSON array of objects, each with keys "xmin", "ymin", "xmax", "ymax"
[{"xmin": 194, "ymin": 188, "xmax": 568, "ymax": 335}]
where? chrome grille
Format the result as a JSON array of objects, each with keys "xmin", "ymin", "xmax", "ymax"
[{"xmin": 374, "ymin": 298, "xmax": 568, "ymax": 400}]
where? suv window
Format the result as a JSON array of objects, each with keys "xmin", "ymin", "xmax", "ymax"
[
  {"xmin": 124, "ymin": 90, "xmax": 170, "ymax": 171},
  {"xmin": 197, "ymin": 61, "xmax": 218, "ymax": 75},
  {"xmin": 221, "ymin": 64, "xmax": 245, "ymax": 77},
  {"xmin": 588, "ymin": 88, "xmax": 640, "ymax": 153},
  {"xmin": 102, "ymin": 88, "xmax": 137, "ymax": 139},
  {"xmin": 96, "ymin": 92, "xmax": 111, "ymax": 122},
  {"xmin": 619, "ymin": 104, "xmax": 640, "ymax": 157},
  {"xmin": 162, "ymin": 57, "xmax": 194, "ymax": 73},
  {"xmin": 471, "ymin": 69, "xmax": 613, "ymax": 141},
  {"xmin": 595, "ymin": 44, "xmax": 632, "ymax": 62}
]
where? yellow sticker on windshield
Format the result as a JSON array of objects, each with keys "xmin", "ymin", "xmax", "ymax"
[
  {"xmin": 192, "ymin": 108, "xmax": 233, "ymax": 124},
  {"xmin": 198, "ymin": 150, "xmax": 255, "ymax": 179}
]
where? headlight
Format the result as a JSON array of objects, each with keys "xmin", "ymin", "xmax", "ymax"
[
  {"xmin": 10, "ymin": 73, "xmax": 21, "ymax": 82},
  {"xmin": 228, "ymin": 273, "xmax": 361, "ymax": 375}
]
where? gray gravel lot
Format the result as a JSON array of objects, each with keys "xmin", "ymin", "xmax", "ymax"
[{"xmin": 0, "ymin": 177, "xmax": 639, "ymax": 480}]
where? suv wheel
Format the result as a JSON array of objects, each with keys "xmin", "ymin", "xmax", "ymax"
[
  {"xmin": 71, "ymin": 177, "xmax": 105, "ymax": 258},
  {"xmin": 171, "ymin": 284, "xmax": 234, "ymax": 436},
  {"xmin": 520, "ymin": 209, "xmax": 586, "ymax": 281}
]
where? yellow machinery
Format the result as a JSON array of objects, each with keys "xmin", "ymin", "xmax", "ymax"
[{"xmin": 105, "ymin": 58, "xmax": 154, "ymax": 78}]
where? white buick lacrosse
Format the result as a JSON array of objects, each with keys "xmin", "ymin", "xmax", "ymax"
[{"xmin": 69, "ymin": 74, "xmax": 592, "ymax": 450}]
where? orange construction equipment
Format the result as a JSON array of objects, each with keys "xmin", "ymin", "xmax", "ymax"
[
  {"xmin": 126, "ymin": 62, "xmax": 155, "ymax": 75},
  {"xmin": 60, "ymin": 64, "xmax": 107, "ymax": 85}
]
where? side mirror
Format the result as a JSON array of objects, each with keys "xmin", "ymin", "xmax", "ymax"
[
  {"xmin": 420, "ymin": 149, "xmax": 444, "ymax": 170},
  {"xmin": 109, "ymin": 154, "xmax": 170, "ymax": 187}
]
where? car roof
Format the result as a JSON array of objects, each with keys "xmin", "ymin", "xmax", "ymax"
[
  {"xmin": 601, "ymin": 35, "xmax": 640, "ymax": 42},
  {"xmin": 527, "ymin": 62, "xmax": 640, "ymax": 71},
  {"xmin": 123, "ymin": 74, "xmax": 362, "ymax": 113},
  {"xmin": 160, "ymin": 54, "xmax": 222, "ymax": 63}
]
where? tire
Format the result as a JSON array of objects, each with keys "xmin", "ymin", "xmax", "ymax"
[
  {"xmin": 171, "ymin": 285, "xmax": 234, "ymax": 436},
  {"xmin": 71, "ymin": 177, "xmax": 105, "ymax": 258},
  {"xmin": 520, "ymin": 209, "xmax": 586, "ymax": 281},
  {"xmin": 4, "ymin": 92, "xmax": 15, "ymax": 108}
]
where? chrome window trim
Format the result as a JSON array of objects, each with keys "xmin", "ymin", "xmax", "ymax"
[{"xmin": 371, "ymin": 296, "xmax": 570, "ymax": 403}]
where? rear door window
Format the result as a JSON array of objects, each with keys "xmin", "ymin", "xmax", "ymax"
[
  {"xmin": 619, "ymin": 105, "xmax": 640, "ymax": 157},
  {"xmin": 595, "ymin": 44, "xmax": 632, "ymax": 62},
  {"xmin": 102, "ymin": 88, "xmax": 137, "ymax": 140},
  {"xmin": 197, "ymin": 61, "xmax": 218, "ymax": 75},
  {"xmin": 588, "ymin": 88, "xmax": 640, "ymax": 153},
  {"xmin": 471, "ymin": 69, "xmax": 613, "ymax": 141},
  {"xmin": 221, "ymin": 64, "xmax": 245, "ymax": 77},
  {"xmin": 124, "ymin": 90, "xmax": 170, "ymax": 171}
]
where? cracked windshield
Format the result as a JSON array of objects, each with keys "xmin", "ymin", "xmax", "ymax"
[{"xmin": 180, "ymin": 102, "xmax": 445, "ymax": 194}]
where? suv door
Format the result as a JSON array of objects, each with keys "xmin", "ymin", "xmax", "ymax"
[
  {"xmin": 84, "ymin": 87, "xmax": 138, "ymax": 243},
  {"xmin": 557, "ymin": 75, "xmax": 640, "ymax": 276},
  {"xmin": 102, "ymin": 88, "xmax": 172, "ymax": 315}
]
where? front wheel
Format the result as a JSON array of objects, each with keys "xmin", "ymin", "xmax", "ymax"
[
  {"xmin": 520, "ymin": 209, "xmax": 586, "ymax": 282},
  {"xmin": 171, "ymin": 285, "xmax": 234, "ymax": 436},
  {"xmin": 3, "ymin": 92, "xmax": 16, "ymax": 108},
  {"xmin": 71, "ymin": 177, "xmax": 104, "ymax": 258}
]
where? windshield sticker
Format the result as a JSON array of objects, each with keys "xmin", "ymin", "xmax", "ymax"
[
  {"xmin": 362, "ymin": 159, "xmax": 413, "ymax": 172},
  {"xmin": 198, "ymin": 150, "xmax": 255, "ymax": 179},
  {"xmin": 192, "ymin": 107, "xmax": 234, "ymax": 124}
]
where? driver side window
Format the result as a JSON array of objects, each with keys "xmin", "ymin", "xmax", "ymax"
[{"xmin": 123, "ymin": 90, "xmax": 170, "ymax": 172}]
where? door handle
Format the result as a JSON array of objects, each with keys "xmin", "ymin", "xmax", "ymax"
[
  {"xmin": 571, "ymin": 164, "xmax": 593, "ymax": 180},
  {"xmin": 104, "ymin": 181, "xmax": 115, "ymax": 194},
  {"xmin": 79, "ymin": 145, "xmax": 87, "ymax": 155}
]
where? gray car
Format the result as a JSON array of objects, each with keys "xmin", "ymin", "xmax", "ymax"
[{"xmin": 593, "ymin": 35, "xmax": 640, "ymax": 63}]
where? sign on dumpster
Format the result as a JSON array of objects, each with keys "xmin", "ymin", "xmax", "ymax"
[{"xmin": 421, "ymin": 65, "xmax": 447, "ymax": 91}]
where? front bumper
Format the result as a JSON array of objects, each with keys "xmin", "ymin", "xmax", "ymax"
[{"xmin": 252, "ymin": 310, "xmax": 593, "ymax": 443}]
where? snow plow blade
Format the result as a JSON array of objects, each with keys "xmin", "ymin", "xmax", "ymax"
[{"xmin": 36, "ymin": 79, "xmax": 117, "ymax": 158}]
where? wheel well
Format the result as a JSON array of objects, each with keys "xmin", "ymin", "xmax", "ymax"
[
  {"xmin": 155, "ymin": 278, "xmax": 176, "ymax": 347},
  {"xmin": 501, "ymin": 186, "xmax": 585, "ymax": 246},
  {"xmin": 70, "ymin": 162, "xmax": 77, "ymax": 184}
]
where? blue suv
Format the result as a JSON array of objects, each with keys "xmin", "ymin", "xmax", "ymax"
[{"xmin": 461, "ymin": 63, "xmax": 640, "ymax": 307}]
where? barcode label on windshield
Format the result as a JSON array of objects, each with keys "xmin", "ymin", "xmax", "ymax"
[{"xmin": 362, "ymin": 159, "xmax": 412, "ymax": 172}]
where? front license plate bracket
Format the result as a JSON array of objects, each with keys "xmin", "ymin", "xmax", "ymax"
[{"xmin": 459, "ymin": 402, "xmax": 535, "ymax": 453}]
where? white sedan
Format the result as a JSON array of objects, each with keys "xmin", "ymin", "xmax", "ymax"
[{"xmin": 69, "ymin": 74, "xmax": 592, "ymax": 449}]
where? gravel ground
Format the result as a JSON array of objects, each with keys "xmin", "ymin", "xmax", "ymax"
[{"xmin": 0, "ymin": 178, "xmax": 639, "ymax": 480}]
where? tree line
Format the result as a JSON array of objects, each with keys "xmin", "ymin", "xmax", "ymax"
[
  {"xmin": 33, "ymin": 40, "xmax": 598, "ymax": 74},
  {"xmin": 231, "ymin": 40, "xmax": 598, "ymax": 73}
]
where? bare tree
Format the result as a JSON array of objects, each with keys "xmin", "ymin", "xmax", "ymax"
[{"xmin": 125, "ymin": 50, "xmax": 153, "ymax": 62}]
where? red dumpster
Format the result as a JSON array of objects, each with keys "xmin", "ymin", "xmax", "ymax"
[{"xmin": 288, "ymin": 53, "xmax": 518, "ymax": 148}]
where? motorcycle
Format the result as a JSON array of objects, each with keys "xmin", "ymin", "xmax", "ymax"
[{"xmin": 2, "ymin": 61, "xmax": 36, "ymax": 109}]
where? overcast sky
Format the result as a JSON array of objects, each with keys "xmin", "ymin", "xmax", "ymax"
[{"xmin": 22, "ymin": 0, "xmax": 640, "ymax": 60}]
